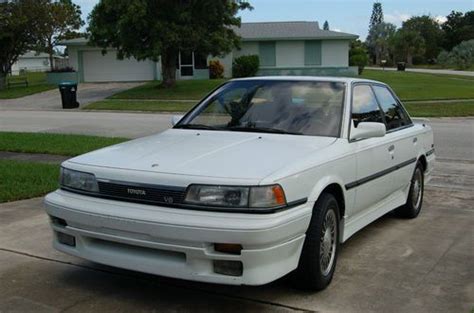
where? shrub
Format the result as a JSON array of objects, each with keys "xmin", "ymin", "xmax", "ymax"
[
  {"xmin": 449, "ymin": 40, "xmax": 474, "ymax": 70},
  {"xmin": 209, "ymin": 60, "xmax": 224, "ymax": 79},
  {"xmin": 437, "ymin": 40, "xmax": 474, "ymax": 70},
  {"xmin": 436, "ymin": 50, "xmax": 451, "ymax": 66},
  {"xmin": 350, "ymin": 53, "xmax": 369, "ymax": 74},
  {"xmin": 232, "ymin": 55, "xmax": 259, "ymax": 78}
]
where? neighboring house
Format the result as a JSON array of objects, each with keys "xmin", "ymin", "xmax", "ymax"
[
  {"xmin": 60, "ymin": 21, "xmax": 358, "ymax": 83},
  {"xmin": 11, "ymin": 51, "xmax": 65, "ymax": 75}
]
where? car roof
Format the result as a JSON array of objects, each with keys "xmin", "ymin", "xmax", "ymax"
[{"xmin": 230, "ymin": 76, "xmax": 383, "ymax": 85}]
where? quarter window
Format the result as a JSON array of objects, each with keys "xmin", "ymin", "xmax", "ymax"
[
  {"xmin": 373, "ymin": 86, "xmax": 411, "ymax": 130},
  {"xmin": 351, "ymin": 85, "xmax": 384, "ymax": 126}
]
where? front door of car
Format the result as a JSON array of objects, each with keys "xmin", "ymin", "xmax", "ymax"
[
  {"xmin": 372, "ymin": 85, "xmax": 417, "ymax": 192},
  {"xmin": 349, "ymin": 84, "xmax": 400, "ymax": 217}
]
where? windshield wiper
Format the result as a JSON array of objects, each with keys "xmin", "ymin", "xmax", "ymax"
[
  {"xmin": 226, "ymin": 126, "xmax": 303, "ymax": 135},
  {"xmin": 174, "ymin": 124, "xmax": 220, "ymax": 130}
]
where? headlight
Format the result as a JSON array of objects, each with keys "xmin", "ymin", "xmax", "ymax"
[
  {"xmin": 60, "ymin": 167, "xmax": 99, "ymax": 192},
  {"xmin": 184, "ymin": 184, "xmax": 286, "ymax": 209}
]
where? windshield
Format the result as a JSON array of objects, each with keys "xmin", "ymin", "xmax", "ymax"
[{"xmin": 176, "ymin": 80, "xmax": 346, "ymax": 137}]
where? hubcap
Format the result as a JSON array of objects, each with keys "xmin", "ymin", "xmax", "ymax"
[
  {"xmin": 411, "ymin": 169, "xmax": 423, "ymax": 209},
  {"xmin": 320, "ymin": 209, "xmax": 337, "ymax": 276}
]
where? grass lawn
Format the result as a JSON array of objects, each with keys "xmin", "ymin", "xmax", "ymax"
[
  {"xmin": 404, "ymin": 101, "xmax": 474, "ymax": 117},
  {"xmin": 0, "ymin": 160, "xmax": 59, "ymax": 203},
  {"xmin": 0, "ymin": 132, "xmax": 128, "ymax": 156},
  {"xmin": 107, "ymin": 72, "xmax": 474, "ymax": 103},
  {"xmin": 0, "ymin": 72, "xmax": 56, "ymax": 99},
  {"xmin": 109, "ymin": 79, "xmax": 226, "ymax": 100},
  {"xmin": 361, "ymin": 70, "xmax": 474, "ymax": 101},
  {"xmin": 84, "ymin": 100, "xmax": 195, "ymax": 112}
]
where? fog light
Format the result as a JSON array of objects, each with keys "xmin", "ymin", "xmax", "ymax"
[
  {"xmin": 214, "ymin": 243, "xmax": 242, "ymax": 255},
  {"xmin": 213, "ymin": 260, "xmax": 243, "ymax": 276},
  {"xmin": 57, "ymin": 232, "xmax": 76, "ymax": 247}
]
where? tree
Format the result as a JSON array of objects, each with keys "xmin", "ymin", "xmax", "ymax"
[
  {"xmin": 349, "ymin": 40, "xmax": 369, "ymax": 74},
  {"xmin": 402, "ymin": 15, "xmax": 443, "ymax": 63},
  {"xmin": 323, "ymin": 21, "xmax": 329, "ymax": 30},
  {"xmin": 88, "ymin": 0, "xmax": 252, "ymax": 87},
  {"xmin": 390, "ymin": 29, "xmax": 425, "ymax": 65},
  {"xmin": 367, "ymin": 22, "xmax": 396, "ymax": 65},
  {"xmin": 37, "ymin": 0, "xmax": 83, "ymax": 72},
  {"xmin": 442, "ymin": 11, "xmax": 474, "ymax": 51},
  {"xmin": 369, "ymin": 2, "xmax": 384, "ymax": 30},
  {"xmin": 367, "ymin": 2, "xmax": 386, "ymax": 64},
  {"xmin": 0, "ymin": 0, "xmax": 45, "ymax": 89}
]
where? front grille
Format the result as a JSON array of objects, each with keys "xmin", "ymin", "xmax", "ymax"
[{"xmin": 97, "ymin": 181, "xmax": 186, "ymax": 206}]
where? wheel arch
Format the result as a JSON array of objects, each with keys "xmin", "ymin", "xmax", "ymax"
[
  {"xmin": 418, "ymin": 154, "xmax": 427, "ymax": 172},
  {"xmin": 308, "ymin": 178, "xmax": 346, "ymax": 240}
]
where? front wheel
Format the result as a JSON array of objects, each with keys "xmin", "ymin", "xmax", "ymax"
[
  {"xmin": 395, "ymin": 162, "xmax": 424, "ymax": 218},
  {"xmin": 291, "ymin": 193, "xmax": 340, "ymax": 291}
]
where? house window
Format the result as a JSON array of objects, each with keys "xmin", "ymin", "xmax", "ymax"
[
  {"xmin": 194, "ymin": 52, "xmax": 208, "ymax": 69},
  {"xmin": 259, "ymin": 41, "xmax": 276, "ymax": 67},
  {"xmin": 305, "ymin": 41, "xmax": 322, "ymax": 66}
]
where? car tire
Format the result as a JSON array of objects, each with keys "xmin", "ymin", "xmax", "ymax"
[
  {"xmin": 395, "ymin": 162, "xmax": 424, "ymax": 218},
  {"xmin": 291, "ymin": 192, "xmax": 340, "ymax": 291}
]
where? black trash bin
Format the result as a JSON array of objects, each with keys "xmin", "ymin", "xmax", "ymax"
[
  {"xmin": 59, "ymin": 81, "xmax": 79, "ymax": 109},
  {"xmin": 397, "ymin": 62, "xmax": 406, "ymax": 71}
]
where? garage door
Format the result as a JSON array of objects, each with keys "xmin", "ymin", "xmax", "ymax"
[{"xmin": 83, "ymin": 51, "xmax": 155, "ymax": 82}]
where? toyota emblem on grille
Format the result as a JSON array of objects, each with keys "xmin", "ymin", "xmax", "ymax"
[
  {"xmin": 127, "ymin": 188, "xmax": 146, "ymax": 196},
  {"xmin": 163, "ymin": 196, "xmax": 174, "ymax": 204}
]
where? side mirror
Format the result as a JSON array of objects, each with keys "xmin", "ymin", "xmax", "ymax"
[
  {"xmin": 171, "ymin": 115, "xmax": 184, "ymax": 126},
  {"xmin": 350, "ymin": 121, "xmax": 386, "ymax": 141}
]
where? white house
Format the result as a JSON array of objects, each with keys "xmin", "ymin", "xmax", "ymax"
[
  {"xmin": 60, "ymin": 21, "xmax": 358, "ymax": 83},
  {"xmin": 11, "ymin": 51, "xmax": 65, "ymax": 75}
]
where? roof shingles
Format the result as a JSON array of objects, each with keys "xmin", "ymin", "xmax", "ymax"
[
  {"xmin": 60, "ymin": 21, "xmax": 358, "ymax": 45},
  {"xmin": 234, "ymin": 21, "xmax": 358, "ymax": 41}
]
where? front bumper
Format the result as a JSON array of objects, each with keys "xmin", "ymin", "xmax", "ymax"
[{"xmin": 44, "ymin": 189, "xmax": 313, "ymax": 285}]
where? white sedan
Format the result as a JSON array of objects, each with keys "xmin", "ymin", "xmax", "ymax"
[{"xmin": 44, "ymin": 77, "xmax": 435, "ymax": 290}]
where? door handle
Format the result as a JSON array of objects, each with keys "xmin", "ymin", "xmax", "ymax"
[
  {"xmin": 388, "ymin": 145, "xmax": 395, "ymax": 152},
  {"xmin": 413, "ymin": 137, "xmax": 418, "ymax": 143}
]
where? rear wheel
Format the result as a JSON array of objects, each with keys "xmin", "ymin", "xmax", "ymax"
[
  {"xmin": 395, "ymin": 162, "xmax": 424, "ymax": 218},
  {"xmin": 292, "ymin": 193, "xmax": 339, "ymax": 291}
]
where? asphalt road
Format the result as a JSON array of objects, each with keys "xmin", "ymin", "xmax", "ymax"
[
  {"xmin": 0, "ymin": 112, "xmax": 473, "ymax": 312},
  {"xmin": 366, "ymin": 66, "xmax": 474, "ymax": 77},
  {"xmin": 0, "ymin": 111, "xmax": 472, "ymax": 161}
]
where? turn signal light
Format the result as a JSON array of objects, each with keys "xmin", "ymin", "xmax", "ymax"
[
  {"xmin": 214, "ymin": 243, "xmax": 242, "ymax": 255},
  {"xmin": 272, "ymin": 185, "xmax": 286, "ymax": 205}
]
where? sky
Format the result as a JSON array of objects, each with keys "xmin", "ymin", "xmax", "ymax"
[{"xmin": 74, "ymin": 0, "xmax": 473, "ymax": 40}]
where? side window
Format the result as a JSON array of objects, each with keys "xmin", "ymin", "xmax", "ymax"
[
  {"xmin": 373, "ymin": 85, "xmax": 411, "ymax": 130},
  {"xmin": 351, "ymin": 85, "xmax": 384, "ymax": 126}
]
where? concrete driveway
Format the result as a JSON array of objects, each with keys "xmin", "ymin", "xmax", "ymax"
[
  {"xmin": 0, "ymin": 161, "xmax": 472, "ymax": 312},
  {"xmin": 0, "ymin": 83, "xmax": 141, "ymax": 111}
]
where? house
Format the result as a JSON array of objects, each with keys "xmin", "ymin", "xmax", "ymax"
[
  {"xmin": 11, "ymin": 51, "xmax": 65, "ymax": 75},
  {"xmin": 60, "ymin": 21, "xmax": 358, "ymax": 83}
]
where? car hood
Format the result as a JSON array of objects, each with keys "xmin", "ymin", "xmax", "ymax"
[{"xmin": 68, "ymin": 129, "xmax": 336, "ymax": 180}]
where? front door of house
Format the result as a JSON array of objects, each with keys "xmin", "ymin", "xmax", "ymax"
[{"xmin": 180, "ymin": 51, "xmax": 194, "ymax": 79}]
